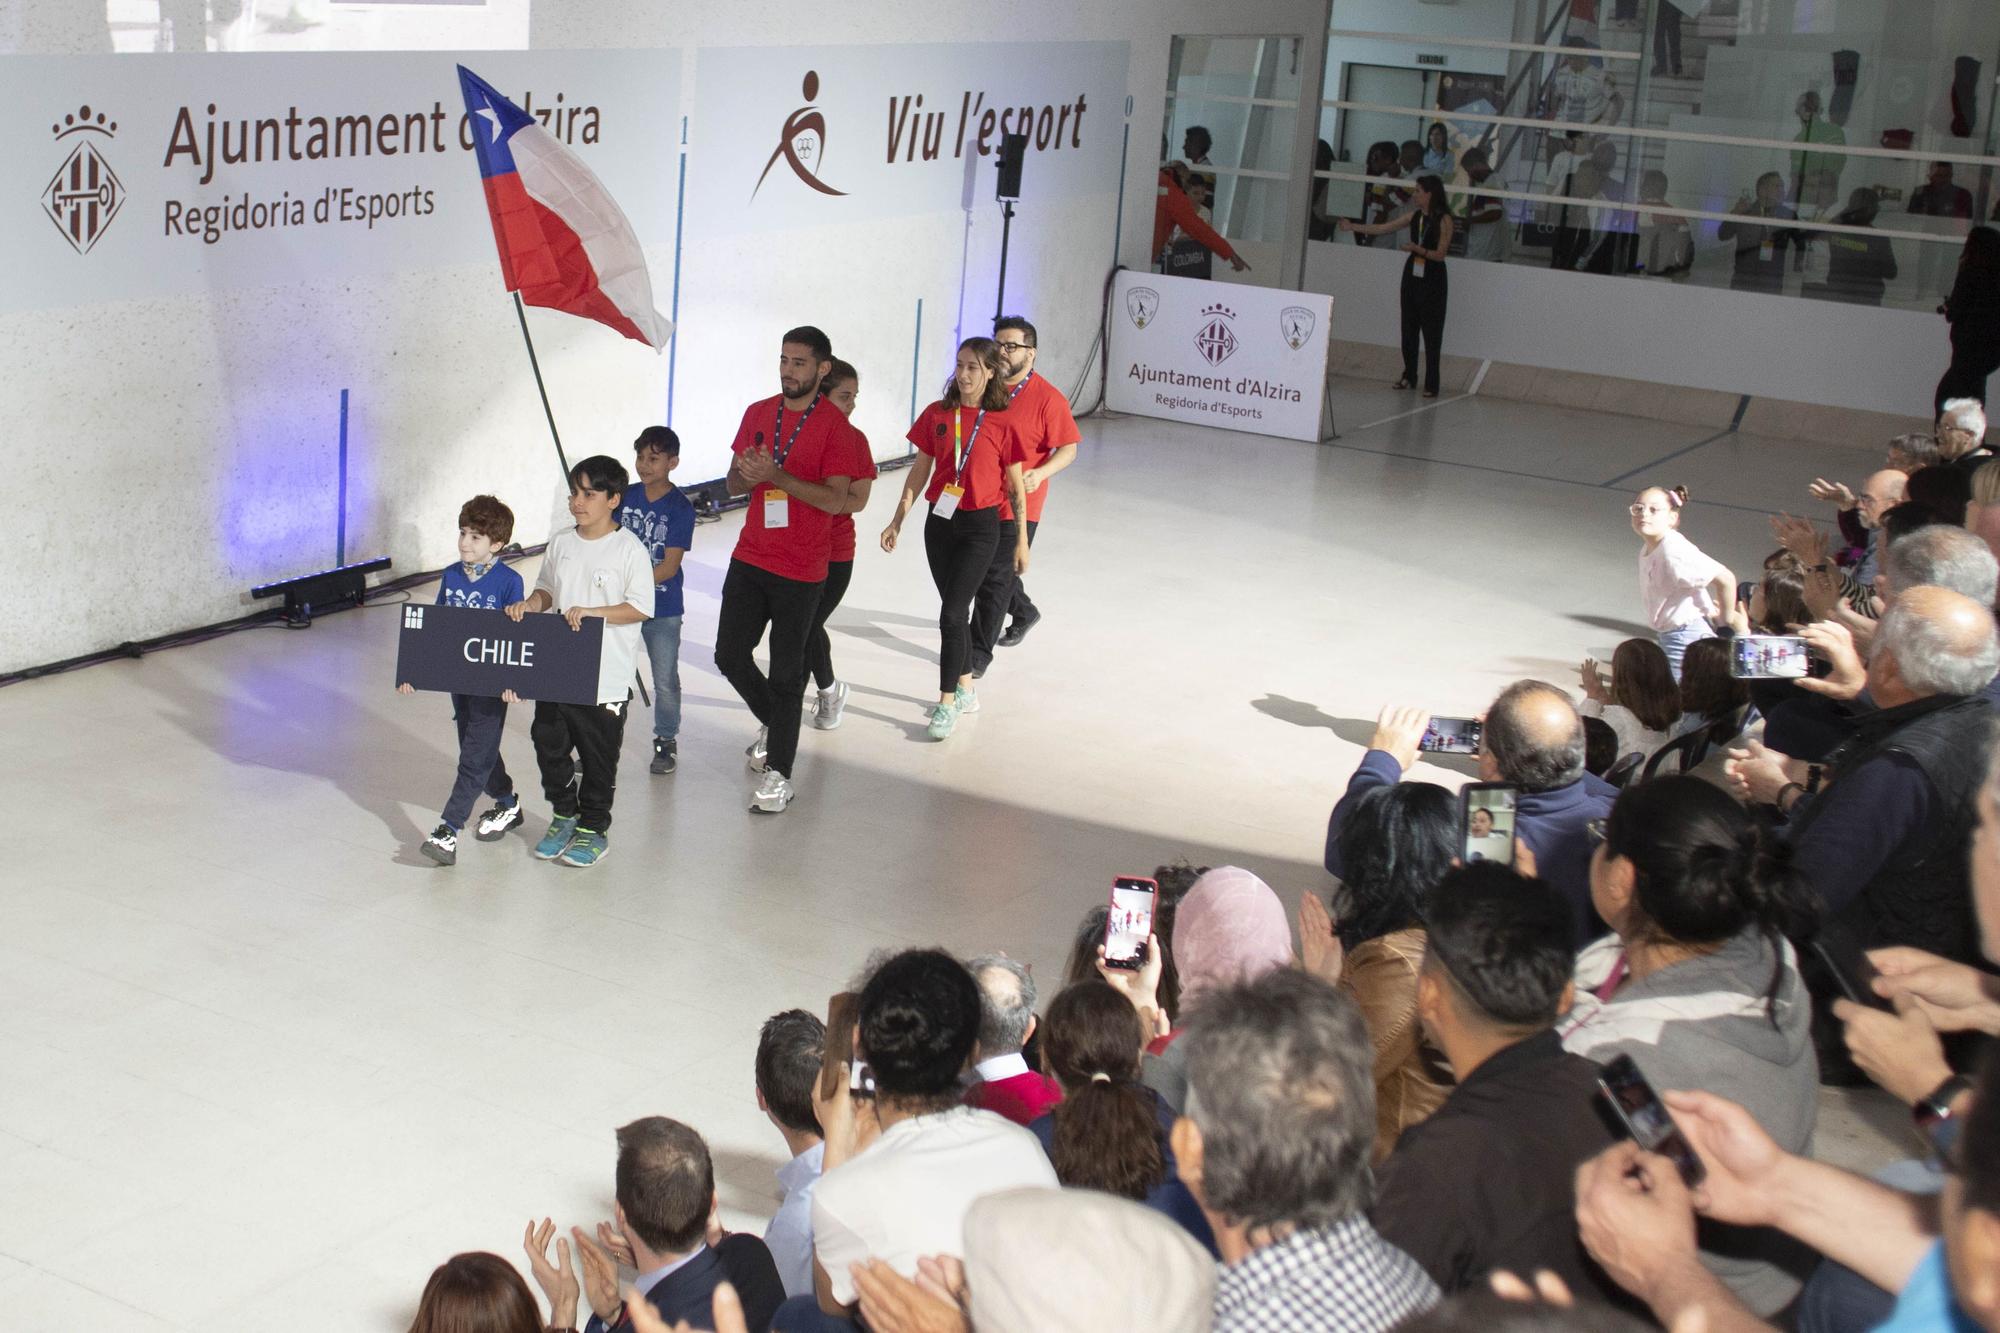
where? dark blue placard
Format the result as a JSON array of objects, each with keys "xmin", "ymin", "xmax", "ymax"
[{"xmin": 395, "ymin": 603, "xmax": 603, "ymax": 705}]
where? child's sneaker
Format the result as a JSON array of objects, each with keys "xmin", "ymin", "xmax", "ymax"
[
  {"xmin": 420, "ymin": 822, "xmax": 458, "ymax": 866},
  {"xmin": 558, "ymin": 829, "xmax": 608, "ymax": 867},
  {"xmin": 750, "ymin": 769, "xmax": 793, "ymax": 814},
  {"xmin": 812, "ymin": 682, "xmax": 850, "ymax": 730},
  {"xmin": 954, "ymin": 683, "xmax": 980, "ymax": 715},
  {"xmin": 651, "ymin": 738, "xmax": 677, "ymax": 775},
  {"xmin": 475, "ymin": 796, "xmax": 522, "ymax": 841},
  {"xmin": 532, "ymin": 813, "xmax": 579, "ymax": 860},
  {"xmin": 746, "ymin": 726, "xmax": 770, "ymax": 772},
  {"xmin": 926, "ymin": 702, "xmax": 958, "ymax": 740}
]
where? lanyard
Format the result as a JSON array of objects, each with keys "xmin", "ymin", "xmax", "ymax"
[
  {"xmin": 1007, "ymin": 372, "xmax": 1031, "ymax": 403},
  {"xmin": 771, "ymin": 395, "xmax": 817, "ymax": 467},
  {"xmin": 951, "ymin": 406, "xmax": 986, "ymax": 477}
]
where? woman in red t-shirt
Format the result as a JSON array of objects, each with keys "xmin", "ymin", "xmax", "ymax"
[{"xmin": 880, "ymin": 337, "xmax": 1030, "ymax": 740}]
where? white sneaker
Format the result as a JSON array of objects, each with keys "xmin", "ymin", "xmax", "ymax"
[
  {"xmin": 746, "ymin": 726, "xmax": 769, "ymax": 772},
  {"xmin": 750, "ymin": 768, "xmax": 793, "ymax": 814},
  {"xmin": 812, "ymin": 681, "xmax": 850, "ymax": 730}
]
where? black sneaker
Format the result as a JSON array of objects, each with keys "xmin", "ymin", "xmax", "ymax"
[
  {"xmin": 421, "ymin": 822, "xmax": 459, "ymax": 866},
  {"xmin": 997, "ymin": 608, "xmax": 1042, "ymax": 648},
  {"xmin": 651, "ymin": 737, "xmax": 677, "ymax": 775},
  {"xmin": 475, "ymin": 798, "xmax": 523, "ymax": 841}
]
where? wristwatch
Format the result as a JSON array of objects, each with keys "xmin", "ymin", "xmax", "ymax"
[{"xmin": 1914, "ymin": 1073, "xmax": 1975, "ymax": 1156}]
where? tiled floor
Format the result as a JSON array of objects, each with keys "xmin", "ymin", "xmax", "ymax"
[{"xmin": 0, "ymin": 378, "xmax": 1914, "ymax": 1329}]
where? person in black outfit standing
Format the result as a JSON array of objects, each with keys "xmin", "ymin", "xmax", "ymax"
[
  {"xmin": 1937, "ymin": 225, "xmax": 2000, "ymax": 417},
  {"xmin": 1339, "ymin": 174, "xmax": 1455, "ymax": 397}
]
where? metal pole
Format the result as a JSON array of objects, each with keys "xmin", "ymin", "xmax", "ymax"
[
  {"xmin": 994, "ymin": 200, "xmax": 1015, "ymax": 324},
  {"xmin": 512, "ymin": 292, "xmax": 572, "ymax": 481}
]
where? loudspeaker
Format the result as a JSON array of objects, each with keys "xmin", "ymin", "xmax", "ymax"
[{"xmin": 995, "ymin": 132, "xmax": 1027, "ymax": 201}]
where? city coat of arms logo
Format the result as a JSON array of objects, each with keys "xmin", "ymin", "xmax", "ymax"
[
  {"xmin": 1195, "ymin": 302, "xmax": 1239, "ymax": 366},
  {"xmin": 45, "ymin": 105, "xmax": 124, "ymax": 255}
]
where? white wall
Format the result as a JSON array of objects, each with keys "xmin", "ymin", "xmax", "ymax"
[{"xmin": 0, "ymin": 0, "xmax": 1329, "ymax": 672}]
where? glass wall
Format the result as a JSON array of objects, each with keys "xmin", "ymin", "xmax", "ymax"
[
  {"xmin": 1159, "ymin": 35, "xmax": 1304, "ymax": 281},
  {"xmin": 1312, "ymin": 0, "xmax": 2000, "ymax": 312}
]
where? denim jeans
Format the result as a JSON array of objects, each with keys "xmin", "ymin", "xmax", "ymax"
[
  {"xmin": 640, "ymin": 613, "xmax": 683, "ymax": 741},
  {"xmin": 1656, "ymin": 620, "xmax": 1715, "ymax": 680}
]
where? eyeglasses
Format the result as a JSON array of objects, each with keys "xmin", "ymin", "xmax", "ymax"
[
  {"xmin": 1585, "ymin": 818, "xmax": 1608, "ymax": 846},
  {"xmin": 995, "ymin": 341, "xmax": 1031, "ymax": 352},
  {"xmin": 1628, "ymin": 505, "xmax": 1669, "ymax": 517}
]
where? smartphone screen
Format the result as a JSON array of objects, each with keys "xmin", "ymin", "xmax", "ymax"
[
  {"xmin": 1420, "ymin": 716, "xmax": 1483, "ymax": 755},
  {"xmin": 1102, "ymin": 877, "xmax": 1158, "ymax": 970},
  {"xmin": 1730, "ymin": 634, "xmax": 1810, "ymax": 679},
  {"xmin": 1596, "ymin": 1054, "xmax": 1706, "ymax": 1188},
  {"xmin": 1810, "ymin": 937, "xmax": 1889, "ymax": 1011},
  {"xmin": 1459, "ymin": 783, "xmax": 1518, "ymax": 867}
]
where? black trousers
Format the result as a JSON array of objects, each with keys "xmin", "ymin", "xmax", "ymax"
[
  {"xmin": 1400, "ymin": 267, "xmax": 1448, "ymax": 394},
  {"xmin": 1655, "ymin": 2, "xmax": 1682, "ymax": 71},
  {"xmin": 806, "ymin": 558, "xmax": 854, "ymax": 692},
  {"xmin": 531, "ymin": 696, "xmax": 627, "ymax": 833},
  {"xmin": 442, "ymin": 694, "xmax": 513, "ymax": 830},
  {"xmin": 970, "ymin": 519, "xmax": 1038, "ymax": 673},
  {"xmin": 1936, "ymin": 352, "xmax": 2000, "ymax": 417},
  {"xmin": 924, "ymin": 506, "xmax": 1001, "ymax": 694},
  {"xmin": 715, "ymin": 558, "xmax": 823, "ymax": 778}
]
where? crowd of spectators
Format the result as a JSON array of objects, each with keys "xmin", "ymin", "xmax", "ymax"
[{"xmin": 404, "ymin": 412, "xmax": 2000, "ymax": 1333}]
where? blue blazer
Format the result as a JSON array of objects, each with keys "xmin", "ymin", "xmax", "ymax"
[{"xmin": 587, "ymin": 1247, "xmax": 726, "ymax": 1333}]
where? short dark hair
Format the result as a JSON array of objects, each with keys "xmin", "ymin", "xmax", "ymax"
[
  {"xmin": 568, "ymin": 454, "xmax": 629, "ymax": 496},
  {"xmin": 821, "ymin": 357, "xmax": 858, "ymax": 393},
  {"xmin": 1882, "ymin": 500, "xmax": 1948, "ymax": 543},
  {"xmin": 634, "ymin": 425, "xmax": 681, "ymax": 456},
  {"xmin": 755, "ymin": 1009, "xmax": 825, "ymax": 1137},
  {"xmin": 613, "ymin": 1117, "xmax": 713, "ymax": 1255},
  {"xmin": 1182, "ymin": 970, "xmax": 1375, "ymax": 1231},
  {"xmin": 1184, "ymin": 125, "xmax": 1212, "ymax": 153},
  {"xmin": 1485, "ymin": 681, "xmax": 1587, "ymax": 791},
  {"xmin": 993, "ymin": 316, "xmax": 1038, "ymax": 348},
  {"xmin": 857, "ymin": 949, "xmax": 981, "ymax": 1104},
  {"xmin": 781, "ymin": 325, "xmax": 834, "ymax": 364},
  {"xmin": 1423, "ymin": 863, "xmax": 1575, "ymax": 1028},
  {"xmin": 457, "ymin": 494, "xmax": 515, "ymax": 545},
  {"xmin": 1398, "ymin": 1292, "xmax": 1653, "ymax": 1333},
  {"xmin": 1907, "ymin": 464, "xmax": 1974, "ymax": 526},
  {"xmin": 1582, "ymin": 715, "xmax": 1619, "ymax": 776},
  {"xmin": 1331, "ymin": 781, "xmax": 1455, "ymax": 947}
]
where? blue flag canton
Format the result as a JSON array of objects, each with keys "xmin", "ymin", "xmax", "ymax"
[{"xmin": 455, "ymin": 65, "xmax": 536, "ymax": 179}]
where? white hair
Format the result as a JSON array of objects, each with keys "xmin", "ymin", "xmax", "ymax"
[
  {"xmin": 1878, "ymin": 593, "xmax": 2000, "ymax": 696},
  {"xmin": 1941, "ymin": 397, "xmax": 1988, "ymax": 439},
  {"xmin": 1885, "ymin": 525, "xmax": 2000, "ymax": 605}
]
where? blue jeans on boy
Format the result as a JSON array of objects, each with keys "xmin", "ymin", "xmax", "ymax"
[
  {"xmin": 1656, "ymin": 620, "xmax": 1715, "ymax": 680},
  {"xmin": 641, "ymin": 614, "xmax": 683, "ymax": 740},
  {"xmin": 442, "ymin": 693, "xmax": 514, "ymax": 829}
]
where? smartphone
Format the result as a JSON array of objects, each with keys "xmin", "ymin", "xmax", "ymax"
[
  {"xmin": 1102, "ymin": 876, "xmax": 1159, "ymax": 970},
  {"xmin": 1420, "ymin": 716, "xmax": 1483, "ymax": 755},
  {"xmin": 1730, "ymin": 634, "xmax": 1811, "ymax": 680},
  {"xmin": 1810, "ymin": 937, "xmax": 1890, "ymax": 1011},
  {"xmin": 1458, "ymin": 783, "xmax": 1518, "ymax": 867},
  {"xmin": 1596, "ymin": 1053, "xmax": 1706, "ymax": 1188},
  {"xmin": 820, "ymin": 992, "xmax": 859, "ymax": 1102}
]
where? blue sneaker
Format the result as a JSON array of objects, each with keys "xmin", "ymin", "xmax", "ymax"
[
  {"xmin": 532, "ymin": 814, "xmax": 579, "ymax": 860},
  {"xmin": 558, "ymin": 829, "xmax": 608, "ymax": 867},
  {"xmin": 926, "ymin": 702, "xmax": 958, "ymax": 740},
  {"xmin": 954, "ymin": 683, "xmax": 979, "ymax": 715}
]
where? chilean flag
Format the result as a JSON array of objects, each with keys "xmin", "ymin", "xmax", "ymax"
[{"xmin": 457, "ymin": 65, "xmax": 671, "ymax": 350}]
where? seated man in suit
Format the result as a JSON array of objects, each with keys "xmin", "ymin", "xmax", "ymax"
[
  {"xmin": 571, "ymin": 1116, "xmax": 782, "ymax": 1333},
  {"xmin": 964, "ymin": 954, "xmax": 1063, "ymax": 1126}
]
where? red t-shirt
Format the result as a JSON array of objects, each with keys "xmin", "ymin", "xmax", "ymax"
[
  {"xmin": 905, "ymin": 401, "xmax": 1026, "ymax": 515},
  {"xmin": 729, "ymin": 394, "xmax": 861, "ymax": 583},
  {"xmin": 1003, "ymin": 372, "xmax": 1081, "ymax": 523},
  {"xmin": 827, "ymin": 426, "xmax": 879, "ymax": 564}
]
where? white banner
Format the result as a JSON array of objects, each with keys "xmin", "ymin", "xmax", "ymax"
[
  {"xmin": 1, "ymin": 49, "xmax": 679, "ymax": 311},
  {"xmin": 1106, "ymin": 271, "xmax": 1332, "ymax": 442},
  {"xmin": 687, "ymin": 40, "xmax": 1128, "ymax": 233}
]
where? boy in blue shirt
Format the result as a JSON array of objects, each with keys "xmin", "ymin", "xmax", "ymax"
[
  {"xmin": 398, "ymin": 495, "xmax": 527, "ymax": 866},
  {"xmin": 618, "ymin": 425, "xmax": 697, "ymax": 776}
]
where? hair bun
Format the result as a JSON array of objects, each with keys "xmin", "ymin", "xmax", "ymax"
[{"xmin": 1669, "ymin": 485, "xmax": 1690, "ymax": 508}]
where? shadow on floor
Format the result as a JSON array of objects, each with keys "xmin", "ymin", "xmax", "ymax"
[
  {"xmin": 1250, "ymin": 695, "xmax": 1482, "ymax": 778},
  {"xmin": 1567, "ymin": 613, "xmax": 1658, "ymax": 640}
]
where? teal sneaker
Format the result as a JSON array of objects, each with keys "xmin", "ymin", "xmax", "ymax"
[
  {"xmin": 926, "ymin": 702, "xmax": 958, "ymax": 740},
  {"xmin": 558, "ymin": 829, "xmax": 608, "ymax": 867},
  {"xmin": 954, "ymin": 683, "xmax": 980, "ymax": 715},
  {"xmin": 532, "ymin": 813, "xmax": 579, "ymax": 860}
]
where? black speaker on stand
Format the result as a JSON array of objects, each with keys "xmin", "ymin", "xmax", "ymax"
[{"xmin": 993, "ymin": 132, "xmax": 1027, "ymax": 324}]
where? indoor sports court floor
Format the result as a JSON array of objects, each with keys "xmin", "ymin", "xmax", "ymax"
[{"xmin": 0, "ymin": 377, "xmax": 1913, "ymax": 1329}]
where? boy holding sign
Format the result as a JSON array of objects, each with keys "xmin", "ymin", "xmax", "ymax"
[{"xmin": 400, "ymin": 495, "xmax": 527, "ymax": 867}]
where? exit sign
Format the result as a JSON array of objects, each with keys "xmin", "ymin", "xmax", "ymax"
[{"xmin": 1416, "ymin": 53, "xmax": 1447, "ymax": 65}]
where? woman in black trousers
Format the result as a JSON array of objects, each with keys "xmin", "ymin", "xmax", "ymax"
[
  {"xmin": 1937, "ymin": 225, "xmax": 2000, "ymax": 418},
  {"xmin": 1340, "ymin": 174, "xmax": 1455, "ymax": 397}
]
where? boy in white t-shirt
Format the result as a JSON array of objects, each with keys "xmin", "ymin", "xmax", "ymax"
[{"xmin": 504, "ymin": 455, "xmax": 653, "ymax": 868}]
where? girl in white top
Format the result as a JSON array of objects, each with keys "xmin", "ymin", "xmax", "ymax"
[
  {"xmin": 1578, "ymin": 637, "xmax": 1683, "ymax": 766},
  {"xmin": 1631, "ymin": 484, "xmax": 1744, "ymax": 677}
]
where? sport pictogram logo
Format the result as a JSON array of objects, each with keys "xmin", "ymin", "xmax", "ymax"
[
  {"xmin": 1125, "ymin": 287, "xmax": 1159, "ymax": 328},
  {"xmin": 404, "ymin": 607, "xmax": 425, "ymax": 629},
  {"xmin": 44, "ymin": 105, "xmax": 124, "ymax": 254},
  {"xmin": 1194, "ymin": 302, "xmax": 1239, "ymax": 366},
  {"xmin": 754, "ymin": 71, "xmax": 847, "ymax": 200},
  {"xmin": 1280, "ymin": 306, "xmax": 1316, "ymax": 350}
]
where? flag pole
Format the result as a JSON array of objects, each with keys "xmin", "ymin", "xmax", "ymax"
[{"xmin": 512, "ymin": 292, "xmax": 572, "ymax": 482}]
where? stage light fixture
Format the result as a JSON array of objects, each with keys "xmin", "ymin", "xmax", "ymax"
[{"xmin": 250, "ymin": 556, "xmax": 391, "ymax": 627}]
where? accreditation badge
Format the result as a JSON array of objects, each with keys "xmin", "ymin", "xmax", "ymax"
[
  {"xmin": 763, "ymin": 488, "xmax": 789, "ymax": 529},
  {"xmin": 934, "ymin": 485, "xmax": 964, "ymax": 519}
]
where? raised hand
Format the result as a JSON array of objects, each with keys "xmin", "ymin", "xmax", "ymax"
[
  {"xmin": 523, "ymin": 1218, "xmax": 580, "ymax": 1331},
  {"xmin": 1298, "ymin": 893, "xmax": 1345, "ymax": 985}
]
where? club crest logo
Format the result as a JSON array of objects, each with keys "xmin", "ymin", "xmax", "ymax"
[
  {"xmin": 1125, "ymin": 286, "xmax": 1160, "ymax": 329},
  {"xmin": 44, "ymin": 105, "xmax": 124, "ymax": 255},
  {"xmin": 404, "ymin": 607, "xmax": 425, "ymax": 629},
  {"xmin": 1194, "ymin": 302, "xmax": 1239, "ymax": 366},
  {"xmin": 754, "ymin": 71, "xmax": 847, "ymax": 200},
  {"xmin": 1280, "ymin": 306, "xmax": 1316, "ymax": 350}
]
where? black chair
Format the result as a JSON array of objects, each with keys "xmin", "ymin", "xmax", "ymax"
[
  {"xmin": 1642, "ymin": 728, "xmax": 1711, "ymax": 780},
  {"xmin": 1603, "ymin": 751, "xmax": 1646, "ymax": 788}
]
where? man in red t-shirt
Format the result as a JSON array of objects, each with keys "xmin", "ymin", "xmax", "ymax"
[
  {"xmin": 969, "ymin": 317, "xmax": 1083, "ymax": 676},
  {"xmin": 719, "ymin": 325, "xmax": 861, "ymax": 814}
]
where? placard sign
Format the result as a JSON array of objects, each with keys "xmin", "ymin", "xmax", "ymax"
[
  {"xmin": 395, "ymin": 602, "xmax": 602, "ymax": 704},
  {"xmin": 1105, "ymin": 271, "xmax": 1332, "ymax": 443}
]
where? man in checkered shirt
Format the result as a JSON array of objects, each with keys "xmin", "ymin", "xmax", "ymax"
[{"xmin": 1172, "ymin": 969, "xmax": 1440, "ymax": 1332}]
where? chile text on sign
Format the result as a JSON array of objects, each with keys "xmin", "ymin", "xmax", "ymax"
[{"xmin": 396, "ymin": 603, "xmax": 603, "ymax": 704}]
